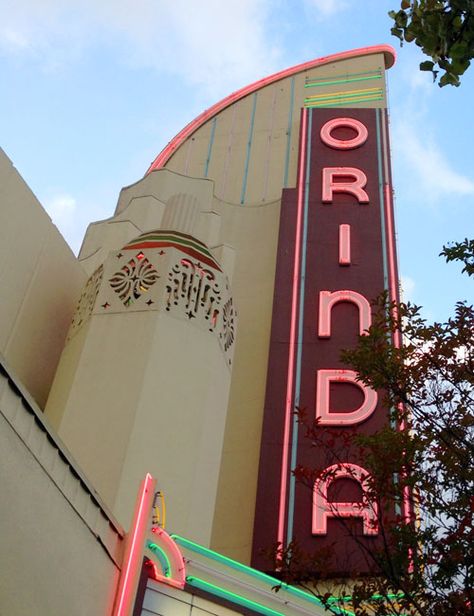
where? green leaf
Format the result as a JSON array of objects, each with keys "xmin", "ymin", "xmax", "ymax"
[{"xmin": 420, "ymin": 60, "xmax": 435, "ymax": 70}]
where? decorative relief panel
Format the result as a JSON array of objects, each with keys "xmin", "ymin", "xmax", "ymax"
[
  {"xmin": 109, "ymin": 253, "xmax": 159, "ymax": 306},
  {"xmin": 83, "ymin": 230, "xmax": 236, "ymax": 366},
  {"xmin": 67, "ymin": 265, "xmax": 103, "ymax": 340}
]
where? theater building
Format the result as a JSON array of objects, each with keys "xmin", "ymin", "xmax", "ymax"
[{"xmin": 0, "ymin": 44, "xmax": 399, "ymax": 615}]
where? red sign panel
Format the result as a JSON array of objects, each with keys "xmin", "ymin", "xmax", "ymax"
[{"xmin": 252, "ymin": 108, "xmax": 401, "ymax": 576}]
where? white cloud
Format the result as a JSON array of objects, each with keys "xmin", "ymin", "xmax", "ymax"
[
  {"xmin": 392, "ymin": 120, "xmax": 474, "ymax": 202},
  {"xmin": 45, "ymin": 193, "xmax": 77, "ymax": 228},
  {"xmin": 304, "ymin": 0, "xmax": 349, "ymax": 17},
  {"xmin": 0, "ymin": 0, "xmax": 281, "ymax": 95}
]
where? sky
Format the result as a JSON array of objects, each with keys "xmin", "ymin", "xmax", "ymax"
[{"xmin": 1, "ymin": 0, "xmax": 472, "ymax": 323}]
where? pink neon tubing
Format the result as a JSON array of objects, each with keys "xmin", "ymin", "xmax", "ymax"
[
  {"xmin": 114, "ymin": 473, "xmax": 156, "ymax": 616},
  {"xmin": 276, "ymin": 108, "xmax": 308, "ymax": 548},
  {"xmin": 384, "ymin": 184, "xmax": 411, "ymax": 528},
  {"xmin": 146, "ymin": 46, "xmax": 396, "ymax": 173}
]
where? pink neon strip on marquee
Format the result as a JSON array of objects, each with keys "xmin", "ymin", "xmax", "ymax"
[
  {"xmin": 277, "ymin": 107, "xmax": 308, "ymax": 548},
  {"xmin": 146, "ymin": 46, "xmax": 395, "ymax": 173},
  {"xmin": 339, "ymin": 224, "xmax": 351, "ymax": 265},
  {"xmin": 113, "ymin": 473, "xmax": 156, "ymax": 616}
]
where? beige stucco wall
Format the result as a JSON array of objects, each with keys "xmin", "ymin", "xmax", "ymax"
[
  {"xmin": 0, "ymin": 356, "xmax": 123, "ymax": 616},
  {"xmin": 0, "ymin": 149, "xmax": 87, "ymax": 408},
  {"xmin": 46, "ymin": 219, "xmax": 236, "ymax": 541}
]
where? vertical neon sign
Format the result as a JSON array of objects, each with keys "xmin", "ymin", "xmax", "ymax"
[{"xmin": 253, "ymin": 108, "xmax": 400, "ymax": 576}]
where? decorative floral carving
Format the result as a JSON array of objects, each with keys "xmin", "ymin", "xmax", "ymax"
[
  {"xmin": 221, "ymin": 298, "xmax": 236, "ymax": 352},
  {"xmin": 166, "ymin": 258, "xmax": 221, "ymax": 330},
  {"xmin": 69, "ymin": 265, "xmax": 103, "ymax": 337},
  {"xmin": 109, "ymin": 253, "xmax": 159, "ymax": 306}
]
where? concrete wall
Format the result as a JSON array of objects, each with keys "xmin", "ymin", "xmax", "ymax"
[
  {"xmin": 0, "ymin": 356, "xmax": 123, "ymax": 616},
  {"xmin": 0, "ymin": 149, "xmax": 87, "ymax": 408}
]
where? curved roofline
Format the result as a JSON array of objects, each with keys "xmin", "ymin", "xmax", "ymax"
[{"xmin": 146, "ymin": 45, "xmax": 396, "ymax": 174}]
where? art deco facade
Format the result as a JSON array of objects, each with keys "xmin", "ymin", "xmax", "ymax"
[{"xmin": 1, "ymin": 44, "xmax": 399, "ymax": 615}]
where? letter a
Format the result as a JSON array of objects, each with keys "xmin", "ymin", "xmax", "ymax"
[{"xmin": 313, "ymin": 463, "xmax": 378, "ymax": 535}]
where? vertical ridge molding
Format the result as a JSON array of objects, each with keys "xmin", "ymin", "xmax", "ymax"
[
  {"xmin": 283, "ymin": 77, "xmax": 296, "ymax": 188},
  {"xmin": 204, "ymin": 117, "xmax": 217, "ymax": 178},
  {"xmin": 240, "ymin": 93, "xmax": 258, "ymax": 205}
]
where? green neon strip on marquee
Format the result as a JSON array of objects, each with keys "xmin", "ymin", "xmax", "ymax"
[
  {"xmin": 147, "ymin": 541, "xmax": 172, "ymax": 578},
  {"xmin": 186, "ymin": 576, "xmax": 285, "ymax": 616},
  {"xmin": 173, "ymin": 538, "xmax": 403, "ymax": 615},
  {"xmin": 171, "ymin": 535, "xmax": 352, "ymax": 615},
  {"xmin": 304, "ymin": 74, "xmax": 382, "ymax": 88}
]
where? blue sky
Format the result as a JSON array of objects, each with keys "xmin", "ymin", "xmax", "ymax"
[{"xmin": 1, "ymin": 0, "xmax": 472, "ymax": 322}]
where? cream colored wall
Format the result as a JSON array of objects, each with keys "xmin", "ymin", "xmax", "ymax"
[
  {"xmin": 0, "ymin": 356, "xmax": 123, "ymax": 616},
  {"xmin": 0, "ymin": 149, "xmax": 87, "ymax": 408},
  {"xmin": 46, "ymin": 220, "xmax": 236, "ymax": 539}
]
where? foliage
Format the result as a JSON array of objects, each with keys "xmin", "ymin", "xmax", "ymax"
[
  {"xmin": 440, "ymin": 238, "xmax": 474, "ymax": 276},
  {"xmin": 389, "ymin": 1, "xmax": 474, "ymax": 86},
  {"xmin": 274, "ymin": 246, "xmax": 474, "ymax": 615}
]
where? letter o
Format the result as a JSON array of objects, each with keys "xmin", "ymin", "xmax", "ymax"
[{"xmin": 320, "ymin": 117, "xmax": 368, "ymax": 150}]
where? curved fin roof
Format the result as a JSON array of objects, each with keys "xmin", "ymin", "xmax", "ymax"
[{"xmin": 147, "ymin": 45, "xmax": 396, "ymax": 173}]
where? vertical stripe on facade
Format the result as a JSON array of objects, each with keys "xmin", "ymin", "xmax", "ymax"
[
  {"xmin": 204, "ymin": 117, "xmax": 217, "ymax": 178},
  {"xmin": 283, "ymin": 77, "xmax": 295, "ymax": 188},
  {"xmin": 286, "ymin": 108, "xmax": 313, "ymax": 544},
  {"xmin": 240, "ymin": 93, "xmax": 258, "ymax": 204},
  {"xmin": 277, "ymin": 107, "xmax": 308, "ymax": 547}
]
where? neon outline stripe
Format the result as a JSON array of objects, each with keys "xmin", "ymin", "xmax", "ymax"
[
  {"xmin": 375, "ymin": 109, "xmax": 389, "ymax": 288},
  {"xmin": 287, "ymin": 107, "xmax": 312, "ymax": 544},
  {"xmin": 172, "ymin": 535, "xmax": 400, "ymax": 615},
  {"xmin": 186, "ymin": 576, "xmax": 285, "ymax": 616},
  {"xmin": 113, "ymin": 474, "xmax": 156, "ymax": 616},
  {"xmin": 305, "ymin": 95, "xmax": 383, "ymax": 108},
  {"xmin": 283, "ymin": 76, "xmax": 295, "ymax": 188},
  {"xmin": 204, "ymin": 117, "xmax": 217, "ymax": 178},
  {"xmin": 172, "ymin": 534, "xmax": 356, "ymax": 615},
  {"xmin": 147, "ymin": 46, "xmax": 395, "ymax": 173},
  {"xmin": 305, "ymin": 68, "xmax": 381, "ymax": 83},
  {"xmin": 147, "ymin": 541, "xmax": 172, "ymax": 577},
  {"xmin": 277, "ymin": 107, "xmax": 308, "ymax": 548},
  {"xmin": 305, "ymin": 86, "xmax": 382, "ymax": 101},
  {"xmin": 305, "ymin": 74, "xmax": 382, "ymax": 88},
  {"xmin": 262, "ymin": 85, "xmax": 278, "ymax": 201},
  {"xmin": 240, "ymin": 92, "xmax": 258, "ymax": 204}
]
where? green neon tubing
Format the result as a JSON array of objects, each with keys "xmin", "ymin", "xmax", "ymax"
[
  {"xmin": 304, "ymin": 89, "xmax": 382, "ymax": 103},
  {"xmin": 304, "ymin": 95, "xmax": 383, "ymax": 108},
  {"xmin": 147, "ymin": 541, "xmax": 172, "ymax": 578},
  {"xmin": 171, "ymin": 535, "xmax": 351, "ymax": 615},
  {"xmin": 305, "ymin": 74, "xmax": 382, "ymax": 88},
  {"xmin": 186, "ymin": 576, "xmax": 285, "ymax": 616}
]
